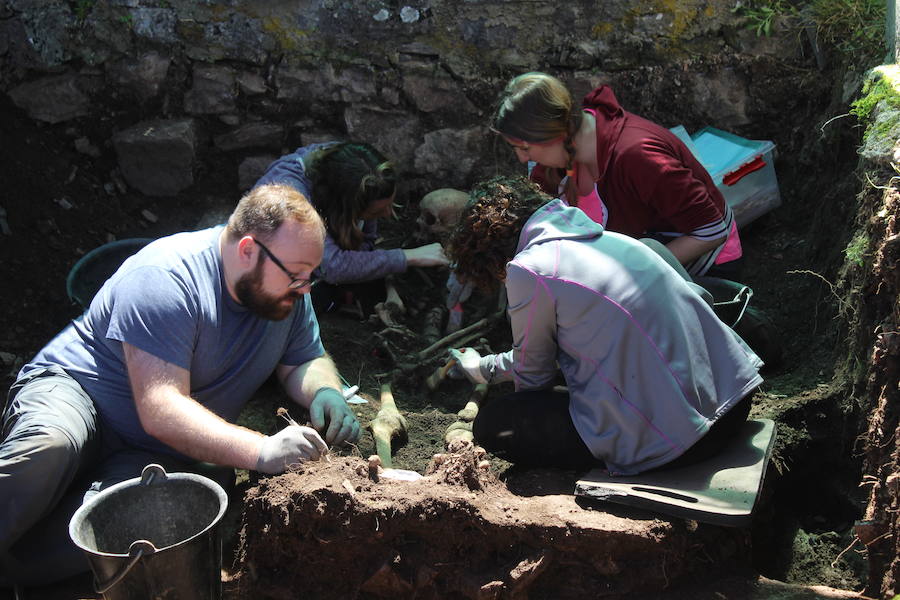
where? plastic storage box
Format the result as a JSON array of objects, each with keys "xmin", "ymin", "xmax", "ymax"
[{"xmin": 670, "ymin": 125, "xmax": 781, "ymax": 228}]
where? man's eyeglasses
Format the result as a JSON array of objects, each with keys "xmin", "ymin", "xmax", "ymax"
[{"xmin": 252, "ymin": 238, "xmax": 318, "ymax": 290}]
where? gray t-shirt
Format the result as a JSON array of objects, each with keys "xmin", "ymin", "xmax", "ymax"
[{"xmin": 21, "ymin": 226, "xmax": 324, "ymax": 456}]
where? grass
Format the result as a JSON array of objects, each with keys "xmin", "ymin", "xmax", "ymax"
[
  {"xmin": 733, "ymin": 0, "xmax": 887, "ymax": 59},
  {"xmin": 843, "ymin": 232, "xmax": 868, "ymax": 267}
]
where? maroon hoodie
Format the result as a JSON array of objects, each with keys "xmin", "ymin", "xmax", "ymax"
[{"xmin": 532, "ymin": 86, "xmax": 726, "ymax": 239}]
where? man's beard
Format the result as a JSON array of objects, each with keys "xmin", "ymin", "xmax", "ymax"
[{"xmin": 234, "ymin": 263, "xmax": 300, "ymax": 321}]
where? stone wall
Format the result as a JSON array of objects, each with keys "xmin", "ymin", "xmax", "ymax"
[{"xmin": 0, "ymin": 0, "xmax": 817, "ymax": 199}]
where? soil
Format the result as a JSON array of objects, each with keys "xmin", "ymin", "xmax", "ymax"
[
  {"xmin": 0, "ymin": 76, "xmax": 880, "ymax": 598},
  {"xmin": 228, "ymin": 449, "xmax": 752, "ymax": 600}
]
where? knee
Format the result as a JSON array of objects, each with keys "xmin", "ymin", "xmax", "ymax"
[
  {"xmin": 472, "ymin": 403, "xmax": 505, "ymax": 451},
  {"xmin": 2, "ymin": 426, "xmax": 81, "ymax": 478}
]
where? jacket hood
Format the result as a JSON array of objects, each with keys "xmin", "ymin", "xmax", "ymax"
[
  {"xmin": 581, "ymin": 85, "xmax": 627, "ymax": 180},
  {"xmin": 515, "ymin": 198, "xmax": 603, "ymax": 255}
]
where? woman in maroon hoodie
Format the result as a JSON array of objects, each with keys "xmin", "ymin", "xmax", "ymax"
[{"xmin": 492, "ymin": 71, "xmax": 742, "ymax": 277}]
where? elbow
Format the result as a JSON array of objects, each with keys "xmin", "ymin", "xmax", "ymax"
[
  {"xmin": 133, "ymin": 398, "xmax": 170, "ymax": 443},
  {"xmin": 701, "ymin": 236, "xmax": 726, "ymax": 253},
  {"xmin": 138, "ymin": 415, "xmax": 167, "ymax": 443}
]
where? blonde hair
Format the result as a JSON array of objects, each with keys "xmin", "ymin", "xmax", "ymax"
[
  {"xmin": 226, "ymin": 183, "xmax": 324, "ymax": 243},
  {"xmin": 492, "ymin": 72, "xmax": 583, "ymax": 206}
]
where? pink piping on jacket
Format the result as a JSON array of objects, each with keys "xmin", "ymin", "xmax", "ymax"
[{"xmin": 507, "ymin": 254, "xmax": 689, "ymax": 453}]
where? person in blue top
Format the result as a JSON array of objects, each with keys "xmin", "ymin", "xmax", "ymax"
[
  {"xmin": 255, "ymin": 142, "xmax": 450, "ymax": 313},
  {"xmin": 0, "ymin": 183, "xmax": 360, "ymax": 587}
]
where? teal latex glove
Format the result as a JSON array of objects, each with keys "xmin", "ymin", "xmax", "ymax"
[{"xmin": 309, "ymin": 387, "xmax": 361, "ymax": 445}]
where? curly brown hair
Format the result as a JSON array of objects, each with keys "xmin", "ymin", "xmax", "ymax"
[{"xmin": 446, "ymin": 176, "xmax": 552, "ymax": 291}]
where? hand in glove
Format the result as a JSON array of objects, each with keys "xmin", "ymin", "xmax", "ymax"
[
  {"xmin": 256, "ymin": 425, "xmax": 328, "ymax": 474},
  {"xmin": 445, "ymin": 271, "xmax": 474, "ymax": 310},
  {"xmin": 448, "ymin": 348, "xmax": 488, "ymax": 384},
  {"xmin": 309, "ymin": 387, "xmax": 361, "ymax": 446}
]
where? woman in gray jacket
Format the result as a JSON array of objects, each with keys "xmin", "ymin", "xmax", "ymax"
[{"xmin": 446, "ymin": 176, "xmax": 762, "ymax": 475}]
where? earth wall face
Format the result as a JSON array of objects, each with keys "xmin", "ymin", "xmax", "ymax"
[
  {"xmin": 0, "ymin": 0, "xmax": 820, "ymax": 195},
  {"xmin": 5, "ymin": 0, "xmax": 898, "ymax": 595}
]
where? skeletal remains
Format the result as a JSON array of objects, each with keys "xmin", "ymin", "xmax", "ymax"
[
  {"xmin": 367, "ymin": 383, "xmax": 407, "ymax": 469},
  {"xmin": 415, "ymin": 188, "xmax": 469, "ymax": 240},
  {"xmin": 444, "ymin": 383, "xmax": 488, "ymax": 447},
  {"xmin": 360, "ymin": 200, "xmax": 508, "ymax": 468}
]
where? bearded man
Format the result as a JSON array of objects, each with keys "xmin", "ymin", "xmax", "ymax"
[{"xmin": 0, "ymin": 184, "xmax": 359, "ymax": 587}]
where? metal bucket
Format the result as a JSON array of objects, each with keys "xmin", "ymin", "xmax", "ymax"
[{"xmin": 68, "ymin": 464, "xmax": 228, "ymax": 600}]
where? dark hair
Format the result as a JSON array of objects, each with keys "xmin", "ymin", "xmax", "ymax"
[
  {"xmin": 446, "ymin": 176, "xmax": 552, "ymax": 291},
  {"xmin": 226, "ymin": 183, "xmax": 324, "ymax": 243},
  {"xmin": 305, "ymin": 142, "xmax": 397, "ymax": 250},
  {"xmin": 492, "ymin": 72, "xmax": 583, "ymax": 206}
]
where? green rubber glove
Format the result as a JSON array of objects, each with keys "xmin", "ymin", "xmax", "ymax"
[{"xmin": 309, "ymin": 387, "xmax": 361, "ymax": 445}]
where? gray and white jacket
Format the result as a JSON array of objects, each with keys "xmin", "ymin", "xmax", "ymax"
[{"xmin": 479, "ymin": 199, "xmax": 763, "ymax": 475}]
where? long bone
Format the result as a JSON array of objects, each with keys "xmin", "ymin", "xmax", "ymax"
[
  {"xmin": 367, "ymin": 383, "xmax": 407, "ymax": 468},
  {"xmin": 443, "ymin": 384, "xmax": 488, "ymax": 447}
]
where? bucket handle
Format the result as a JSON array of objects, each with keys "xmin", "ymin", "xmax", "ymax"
[
  {"xmin": 94, "ymin": 465, "xmax": 167, "ymax": 594},
  {"xmin": 140, "ymin": 463, "xmax": 168, "ymax": 486},
  {"xmin": 714, "ymin": 285, "xmax": 753, "ymax": 329},
  {"xmin": 94, "ymin": 539, "xmax": 158, "ymax": 594}
]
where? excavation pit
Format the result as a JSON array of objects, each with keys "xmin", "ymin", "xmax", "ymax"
[{"xmin": 228, "ymin": 448, "xmax": 749, "ymax": 599}]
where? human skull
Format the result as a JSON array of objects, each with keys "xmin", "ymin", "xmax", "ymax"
[{"xmin": 416, "ymin": 188, "xmax": 469, "ymax": 240}]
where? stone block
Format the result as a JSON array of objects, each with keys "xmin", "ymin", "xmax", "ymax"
[
  {"xmin": 402, "ymin": 71, "xmax": 479, "ymax": 115},
  {"xmin": 214, "ymin": 122, "xmax": 283, "ymax": 152},
  {"xmin": 8, "ymin": 73, "xmax": 92, "ymax": 123},
  {"xmin": 113, "ymin": 119, "xmax": 196, "ymax": 197},
  {"xmin": 414, "ymin": 126, "xmax": 487, "ymax": 188},
  {"xmin": 107, "ymin": 51, "xmax": 170, "ymax": 100},
  {"xmin": 345, "ymin": 106, "xmax": 422, "ymax": 170},
  {"xmin": 184, "ymin": 64, "xmax": 236, "ymax": 115},
  {"xmin": 238, "ymin": 155, "xmax": 278, "ymax": 192}
]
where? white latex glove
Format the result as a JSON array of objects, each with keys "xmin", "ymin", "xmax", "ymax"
[
  {"xmin": 448, "ymin": 348, "xmax": 487, "ymax": 384},
  {"xmin": 403, "ymin": 243, "xmax": 450, "ymax": 267},
  {"xmin": 445, "ymin": 271, "xmax": 474, "ymax": 310},
  {"xmin": 255, "ymin": 425, "xmax": 328, "ymax": 474}
]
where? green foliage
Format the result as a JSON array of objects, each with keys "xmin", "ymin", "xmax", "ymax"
[
  {"xmin": 74, "ymin": 0, "xmax": 94, "ymax": 23},
  {"xmin": 843, "ymin": 232, "xmax": 868, "ymax": 266},
  {"xmin": 733, "ymin": 0, "xmax": 797, "ymax": 36},
  {"xmin": 734, "ymin": 0, "xmax": 886, "ymax": 58},
  {"xmin": 812, "ymin": 0, "xmax": 887, "ymax": 56},
  {"xmin": 851, "ymin": 76, "xmax": 894, "ymax": 120},
  {"xmin": 118, "ymin": 13, "xmax": 134, "ymax": 28},
  {"xmin": 850, "ymin": 74, "xmax": 900, "ymax": 140}
]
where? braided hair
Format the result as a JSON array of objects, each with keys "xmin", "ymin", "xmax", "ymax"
[{"xmin": 492, "ymin": 72, "xmax": 583, "ymax": 206}]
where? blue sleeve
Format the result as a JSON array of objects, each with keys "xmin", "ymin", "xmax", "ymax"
[
  {"xmin": 254, "ymin": 148, "xmax": 313, "ymax": 198},
  {"xmin": 318, "ymin": 227, "xmax": 407, "ymax": 284},
  {"xmin": 105, "ymin": 267, "xmax": 198, "ymax": 370},
  {"xmin": 281, "ymin": 294, "xmax": 326, "ymax": 366}
]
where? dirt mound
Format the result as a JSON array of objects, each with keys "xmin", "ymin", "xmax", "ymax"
[
  {"xmin": 424, "ymin": 441, "xmax": 500, "ymax": 492},
  {"xmin": 229, "ymin": 447, "xmax": 751, "ymax": 600}
]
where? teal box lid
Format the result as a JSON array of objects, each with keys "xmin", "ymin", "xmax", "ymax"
[{"xmin": 689, "ymin": 126, "xmax": 775, "ymax": 185}]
